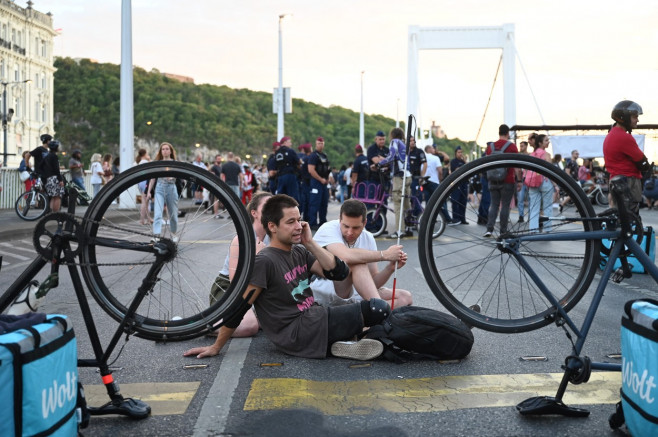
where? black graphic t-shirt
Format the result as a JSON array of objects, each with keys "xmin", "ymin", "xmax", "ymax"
[{"xmin": 252, "ymin": 245, "xmax": 328, "ymax": 358}]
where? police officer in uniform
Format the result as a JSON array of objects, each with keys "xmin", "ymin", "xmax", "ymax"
[
  {"xmin": 298, "ymin": 143, "xmax": 312, "ymax": 220},
  {"xmin": 365, "ymin": 131, "xmax": 390, "ymax": 232},
  {"xmin": 351, "ymin": 144, "xmax": 369, "ymax": 198},
  {"xmin": 275, "ymin": 136, "xmax": 300, "ymax": 202},
  {"xmin": 407, "ymin": 136, "xmax": 427, "ymax": 218},
  {"xmin": 307, "ymin": 137, "xmax": 332, "ymax": 229}
]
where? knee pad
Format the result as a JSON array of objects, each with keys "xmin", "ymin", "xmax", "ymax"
[{"xmin": 360, "ymin": 298, "xmax": 391, "ymax": 326}]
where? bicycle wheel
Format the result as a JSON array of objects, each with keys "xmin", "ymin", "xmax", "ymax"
[
  {"xmin": 366, "ymin": 209, "xmax": 387, "ymax": 237},
  {"xmin": 431, "ymin": 211, "xmax": 446, "ymax": 239},
  {"xmin": 15, "ymin": 190, "xmax": 48, "ymax": 221},
  {"xmin": 79, "ymin": 161, "xmax": 255, "ymax": 341},
  {"xmin": 419, "ymin": 154, "xmax": 600, "ymax": 333},
  {"xmin": 595, "ymin": 190, "xmax": 609, "ymax": 206}
]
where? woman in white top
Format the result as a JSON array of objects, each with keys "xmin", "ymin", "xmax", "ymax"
[
  {"xmin": 89, "ymin": 153, "xmax": 104, "ymax": 197},
  {"xmin": 147, "ymin": 142, "xmax": 179, "ymax": 241}
]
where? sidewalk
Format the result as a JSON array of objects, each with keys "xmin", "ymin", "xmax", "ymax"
[{"xmin": 0, "ymin": 207, "xmax": 44, "ymax": 241}]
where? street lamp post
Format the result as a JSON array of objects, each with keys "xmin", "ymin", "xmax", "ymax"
[
  {"xmin": 2, "ymin": 79, "xmax": 31, "ymax": 166},
  {"xmin": 277, "ymin": 13, "xmax": 291, "ymax": 140},
  {"xmin": 359, "ymin": 71, "xmax": 365, "ymax": 148}
]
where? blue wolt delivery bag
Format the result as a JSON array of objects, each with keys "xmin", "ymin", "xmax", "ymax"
[
  {"xmin": 600, "ymin": 226, "xmax": 656, "ymax": 274},
  {"xmin": 620, "ymin": 299, "xmax": 658, "ymax": 436},
  {"xmin": 0, "ymin": 314, "xmax": 78, "ymax": 436}
]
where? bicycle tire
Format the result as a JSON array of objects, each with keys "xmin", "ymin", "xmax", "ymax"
[
  {"xmin": 431, "ymin": 211, "xmax": 447, "ymax": 239},
  {"xmin": 79, "ymin": 161, "xmax": 255, "ymax": 341},
  {"xmin": 595, "ymin": 190, "xmax": 609, "ymax": 206},
  {"xmin": 15, "ymin": 190, "xmax": 48, "ymax": 221},
  {"xmin": 418, "ymin": 154, "xmax": 599, "ymax": 333},
  {"xmin": 366, "ymin": 210, "xmax": 387, "ymax": 237}
]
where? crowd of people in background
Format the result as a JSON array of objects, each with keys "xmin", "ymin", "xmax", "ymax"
[{"xmin": 4, "ymin": 101, "xmax": 657, "ymax": 229}]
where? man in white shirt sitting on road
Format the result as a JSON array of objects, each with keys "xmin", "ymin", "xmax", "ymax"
[{"xmin": 311, "ymin": 199, "xmax": 413, "ymax": 308}]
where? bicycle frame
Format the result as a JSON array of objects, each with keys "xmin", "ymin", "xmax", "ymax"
[
  {"xmin": 516, "ymin": 182, "xmax": 658, "ymax": 416},
  {"xmin": 1, "ymin": 189, "xmax": 151, "ymax": 418}
]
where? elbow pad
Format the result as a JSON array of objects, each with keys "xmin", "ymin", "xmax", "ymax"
[
  {"xmin": 322, "ymin": 255, "xmax": 350, "ymax": 281},
  {"xmin": 635, "ymin": 156, "xmax": 653, "ymax": 176},
  {"xmin": 223, "ymin": 288, "xmax": 256, "ymax": 329}
]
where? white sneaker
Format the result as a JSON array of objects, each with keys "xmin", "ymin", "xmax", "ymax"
[
  {"xmin": 172, "ymin": 233, "xmax": 179, "ymax": 243},
  {"xmin": 330, "ymin": 339, "xmax": 384, "ymax": 361},
  {"xmin": 483, "ymin": 231, "xmax": 493, "ymax": 238}
]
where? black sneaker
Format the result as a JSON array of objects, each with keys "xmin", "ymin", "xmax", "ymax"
[{"xmin": 518, "ymin": 216, "xmax": 524, "ymax": 223}]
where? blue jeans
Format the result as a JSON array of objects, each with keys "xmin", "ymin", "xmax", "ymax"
[
  {"xmin": 71, "ymin": 177, "xmax": 86, "ymax": 192},
  {"xmin": 338, "ymin": 185, "xmax": 347, "ymax": 204},
  {"xmin": 153, "ymin": 182, "xmax": 179, "ymax": 235},
  {"xmin": 308, "ymin": 178, "xmax": 329, "ymax": 227},
  {"xmin": 528, "ymin": 179, "xmax": 553, "ymax": 232}
]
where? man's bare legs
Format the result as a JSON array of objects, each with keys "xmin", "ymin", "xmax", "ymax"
[{"xmin": 333, "ymin": 263, "xmax": 412, "ymax": 307}]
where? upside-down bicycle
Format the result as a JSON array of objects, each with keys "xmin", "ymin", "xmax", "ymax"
[
  {"xmin": 1, "ymin": 161, "xmax": 255, "ymax": 417},
  {"xmin": 418, "ymin": 153, "xmax": 658, "ymax": 418}
]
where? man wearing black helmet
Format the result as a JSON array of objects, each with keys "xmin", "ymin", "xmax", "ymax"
[
  {"xmin": 603, "ymin": 100, "xmax": 653, "ymax": 213},
  {"xmin": 41, "ymin": 140, "xmax": 65, "ymax": 213},
  {"xmin": 69, "ymin": 149, "xmax": 85, "ymax": 192}
]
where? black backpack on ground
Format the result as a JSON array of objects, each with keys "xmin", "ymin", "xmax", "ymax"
[{"xmin": 360, "ymin": 305, "xmax": 474, "ymax": 363}]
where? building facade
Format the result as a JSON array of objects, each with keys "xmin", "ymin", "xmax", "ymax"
[{"xmin": 0, "ymin": 0, "xmax": 55, "ymax": 166}]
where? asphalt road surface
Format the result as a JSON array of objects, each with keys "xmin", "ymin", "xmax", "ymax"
[{"xmin": 1, "ymin": 203, "xmax": 657, "ymax": 436}]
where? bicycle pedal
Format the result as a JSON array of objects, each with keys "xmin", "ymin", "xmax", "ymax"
[{"xmin": 611, "ymin": 268, "xmax": 626, "ymax": 283}]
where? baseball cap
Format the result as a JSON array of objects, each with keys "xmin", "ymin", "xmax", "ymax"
[
  {"xmin": 355, "ymin": 144, "xmax": 363, "ymax": 152},
  {"xmin": 316, "ymin": 137, "xmax": 324, "ymax": 142},
  {"xmin": 375, "ymin": 130, "xmax": 385, "ymax": 137}
]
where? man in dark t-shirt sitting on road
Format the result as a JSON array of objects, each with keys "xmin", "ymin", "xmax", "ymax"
[{"xmin": 184, "ymin": 194, "xmax": 390, "ymax": 360}]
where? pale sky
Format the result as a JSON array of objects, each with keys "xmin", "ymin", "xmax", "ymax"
[{"xmin": 32, "ymin": 0, "xmax": 658, "ymax": 157}]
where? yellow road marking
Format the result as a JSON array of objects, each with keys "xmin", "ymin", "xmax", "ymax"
[
  {"xmin": 85, "ymin": 382, "xmax": 200, "ymax": 416},
  {"xmin": 244, "ymin": 373, "xmax": 621, "ymax": 415}
]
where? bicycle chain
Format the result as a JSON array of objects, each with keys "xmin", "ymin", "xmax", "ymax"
[{"xmin": 37, "ymin": 213, "xmax": 160, "ymax": 267}]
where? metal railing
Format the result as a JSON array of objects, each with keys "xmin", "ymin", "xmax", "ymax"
[{"xmin": 0, "ymin": 167, "xmax": 92, "ymax": 209}]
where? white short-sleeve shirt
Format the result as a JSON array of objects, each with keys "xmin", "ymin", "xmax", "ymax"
[{"xmin": 310, "ymin": 219, "xmax": 377, "ymax": 305}]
